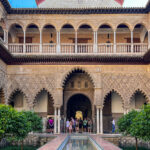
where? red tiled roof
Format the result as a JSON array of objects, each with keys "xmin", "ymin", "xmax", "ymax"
[
  {"xmin": 115, "ymin": 0, "xmax": 124, "ymax": 6},
  {"xmin": 36, "ymin": 0, "xmax": 45, "ymax": 5}
]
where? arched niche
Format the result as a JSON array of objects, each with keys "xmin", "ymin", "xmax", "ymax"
[
  {"xmin": 9, "ymin": 90, "xmax": 29, "ymax": 111},
  {"xmin": 130, "ymin": 90, "xmax": 147, "ymax": 110}
]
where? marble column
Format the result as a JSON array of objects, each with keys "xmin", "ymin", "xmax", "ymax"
[
  {"xmin": 131, "ymin": 31, "xmax": 133, "ymax": 53},
  {"xmin": 114, "ymin": 31, "xmax": 116, "ymax": 53},
  {"xmin": 40, "ymin": 29, "xmax": 42, "ymax": 53},
  {"xmin": 100, "ymin": 108, "xmax": 103, "ymax": 134},
  {"xmin": 94, "ymin": 31, "xmax": 98, "ymax": 53},
  {"xmin": 97, "ymin": 107, "xmax": 100, "ymax": 134},
  {"xmin": 58, "ymin": 107, "xmax": 60, "ymax": 134},
  {"xmin": 23, "ymin": 30, "xmax": 26, "ymax": 53},
  {"xmin": 75, "ymin": 31, "xmax": 77, "ymax": 53},
  {"xmin": 57, "ymin": 31, "xmax": 60, "ymax": 53},
  {"xmin": 54, "ymin": 107, "xmax": 57, "ymax": 134}
]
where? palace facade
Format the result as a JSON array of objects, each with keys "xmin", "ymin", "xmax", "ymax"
[{"xmin": 0, "ymin": 0, "xmax": 150, "ymax": 134}]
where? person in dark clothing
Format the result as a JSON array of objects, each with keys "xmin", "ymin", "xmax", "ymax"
[{"xmin": 79, "ymin": 118, "xmax": 83, "ymax": 133}]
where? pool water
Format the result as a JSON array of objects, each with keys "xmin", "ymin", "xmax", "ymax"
[{"xmin": 63, "ymin": 138, "xmax": 97, "ymax": 150}]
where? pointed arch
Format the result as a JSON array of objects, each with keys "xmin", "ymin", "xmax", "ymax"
[
  {"xmin": 33, "ymin": 88, "xmax": 54, "ymax": 117},
  {"xmin": 62, "ymin": 67, "xmax": 95, "ymax": 88},
  {"xmin": 129, "ymin": 89, "xmax": 148, "ymax": 109},
  {"xmin": 103, "ymin": 89, "xmax": 124, "ymax": 108},
  {"xmin": 8, "ymin": 89, "xmax": 30, "ymax": 110},
  {"xmin": 103, "ymin": 89, "xmax": 124, "ymax": 133},
  {"xmin": 33, "ymin": 88, "xmax": 54, "ymax": 107}
]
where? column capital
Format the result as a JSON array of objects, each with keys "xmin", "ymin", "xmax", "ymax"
[
  {"xmin": 54, "ymin": 104, "xmax": 61, "ymax": 108},
  {"xmin": 96, "ymin": 105, "xmax": 103, "ymax": 109},
  {"xmin": 56, "ymin": 29, "xmax": 61, "ymax": 32},
  {"xmin": 74, "ymin": 28, "xmax": 78, "ymax": 32},
  {"xmin": 93, "ymin": 29, "xmax": 98, "ymax": 32}
]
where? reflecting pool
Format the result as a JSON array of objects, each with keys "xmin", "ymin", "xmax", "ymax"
[{"xmin": 62, "ymin": 138, "xmax": 98, "ymax": 150}]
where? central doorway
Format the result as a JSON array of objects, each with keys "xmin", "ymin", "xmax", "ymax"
[{"xmin": 67, "ymin": 94, "xmax": 92, "ymax": 119}]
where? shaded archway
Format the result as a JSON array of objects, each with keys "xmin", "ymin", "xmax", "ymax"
[
  {"xmin": 103, "ymin": 90, "xmax": 124, "ymax": 133},
  {"xmin": 8, "ymin": 89, "xmax": 29, "ymax": 111},
  {"xmin": 130, "ymin": 90, "xmax": 147, "ymax": 110},
  {"xmin": 67, "ymin": 94, "xmax": 92, "ymax": 119}
]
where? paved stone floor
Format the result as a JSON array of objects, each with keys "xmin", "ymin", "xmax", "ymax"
[
  {"xmin": 38, "ymin": 133, "xmax": 121, "ymax": 150},
  {"xmin": 90, "ymin": 135, "xmax": 121, "ymax": 150},
  {"xmin": 38, "ymin": 134, "xmax": 67, "ymax": 150}
]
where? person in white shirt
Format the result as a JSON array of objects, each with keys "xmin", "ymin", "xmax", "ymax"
[
  {"xmin": 66, "ymin": 119, "xmax": 70, "ymax": 133},
  {"xmin": 112, "ymin": 119, "xmax": 115, "ymax": 133}
]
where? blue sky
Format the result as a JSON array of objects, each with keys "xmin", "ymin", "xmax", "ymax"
[{"xmin": 8, "ymin": 0, "xmax": 149, "ymax": 8}]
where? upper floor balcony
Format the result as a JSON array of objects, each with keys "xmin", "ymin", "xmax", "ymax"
[{"xmin": 0, "ymin": 23, "xmax": 149, "ymax": 55}]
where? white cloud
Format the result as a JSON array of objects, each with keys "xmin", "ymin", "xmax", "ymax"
[{"xmin": 123, "ymin": 0, "xmax": 148, "ymax": 7}]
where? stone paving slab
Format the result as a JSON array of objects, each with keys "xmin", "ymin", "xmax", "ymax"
[
  {"xmin": 90, "ymin": 135, "xmax": 122, "ymax": 150},
  {"xmin": 38, "ymin": 134, "xmax": 67, "ymax": 150}
]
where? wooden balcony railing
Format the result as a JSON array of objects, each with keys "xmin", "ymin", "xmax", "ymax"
[{"xmin": 7, "ymin": 43, "xmax": 148, "ymax": 54}]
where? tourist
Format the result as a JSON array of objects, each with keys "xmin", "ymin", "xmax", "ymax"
[
  {"xmin": 66, "ymin": 119, "xmax": 70, "ymax": 133},
  {"xmin": 60, "ymin": 118, "xmax": 64, "ymax": 133},
  {"xmin": 69, "ymin": 119, "xmax": 73, "ymax": 134},
  {"xmin": 79, "ymin": 118, "xmax": 83, "ymax": 133},
  {"xmin": 48, "ymin": 117, "xmax": 54, "ymax": 134},
  {"xmin": 75, "ymin": 119, "xmax": 79, "ymax": 133},
  {"xmin": 71, "ymin": 117, "xmax": 75, "ymax": 132},
  {"xmin": 112, "ymin": 119, "xmax": 115, "ymax": 133},
  {"xmin": 83, "ymin": 118, "xmax": 88, "ymax": 132},
  {"xmin": 88, "ymin": 119, "xmax": 92, "ymax": 133}
]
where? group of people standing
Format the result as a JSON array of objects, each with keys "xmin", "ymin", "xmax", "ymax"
[{"xmin": 66, "ymin": 118, "xmax": 92, "ymax": 134}]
